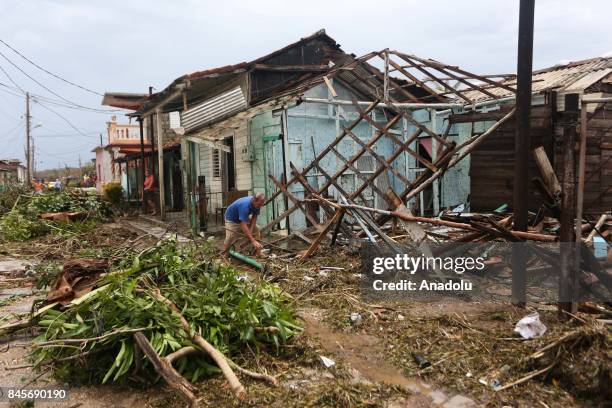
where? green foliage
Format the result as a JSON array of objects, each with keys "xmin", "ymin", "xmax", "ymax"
[
  {"xmin": 0, "ymin": 209, "xmax": 50, "ymax": 241},
  {"xmin": 0, "ymin": 190, "xmax": 112, "ymax": 242},
  {"xmin": 28, "ymin": 191, "xmax": 112, "ymax": 218},
  {"xmin": 0, "ymin": 184, "xmax": 29, "ymax": 216},
  {"xmin": 103, "ymin": 183, "xmax": 123, "ymax": 206},
  {"xmin": 31, "ymin": 239, "xmax": 301, "ymax": 385}
]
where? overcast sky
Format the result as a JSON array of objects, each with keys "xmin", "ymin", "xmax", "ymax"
[{"xmin": 0, "ymin": 0, "xmax": 610, "ymax": 171}]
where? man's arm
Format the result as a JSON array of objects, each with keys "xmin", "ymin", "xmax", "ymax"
[
  {"xmin": 240, "ymin": 221, "xmax": 262, "ymax": 251},
  {"xmin": 249, "ymin": 215, "xmax": 257, "ymax": 231}
]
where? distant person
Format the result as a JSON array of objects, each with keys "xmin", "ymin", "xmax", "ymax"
[
  {"xmin": 143, "ymin": 169, "xmax": 157, "ymax": 215},
  {"xmin": 54, "ymin": 179, "xmax": 61, "ymax": 191},
  {"xmin": 223, "ymin": 193, "xmax": 265, "ymax": 258},
  {"xmin": 34, "ymin": 180, "xmax": 44, "ymax": 195}
]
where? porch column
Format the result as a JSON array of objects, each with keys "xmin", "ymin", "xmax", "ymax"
[
  {"xmin": 156, "ymin": 108, "xmax": 166, "ymax": 221},
  {"xmin": 139, "ymin": 118, "xmax": 146, "ymax": 211}
]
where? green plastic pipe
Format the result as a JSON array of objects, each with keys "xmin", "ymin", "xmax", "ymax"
[{"xmin": 229, "ymin": 249, "xmax": 263, "ymax": 270}]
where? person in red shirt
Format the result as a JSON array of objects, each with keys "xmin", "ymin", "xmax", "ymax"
[{"xmin": 143, "ymin": 169, "xmax": 157, "ymax": 215}]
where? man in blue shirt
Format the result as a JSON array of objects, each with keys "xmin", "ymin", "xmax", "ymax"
[{"xmin": 223, "ymin": 192, "xmax": 265, "ymax": 257}]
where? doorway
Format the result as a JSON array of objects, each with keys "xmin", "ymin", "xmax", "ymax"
[{"xmin": 222, "ymin": 136, "xmax": 235, "ymax": 191}]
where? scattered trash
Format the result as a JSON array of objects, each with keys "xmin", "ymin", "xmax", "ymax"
[
  {"xmin": 236, "ymin": 275, "xmax": 248, "ymax": 282},
  {"xmin": 320, "ymin": 355, "xmax": 335, "ymax": 368},
  {"xmin": 303, "ymin": 276, "xmax": 315, "ymax": 281},
  {"xmin": 514, "ymin": 312, "xmax": 547, "ymax": 339},
  {"xmin": 593, "ymin": 237, "xmax": 607, "ymax": 259},
  {"xmin": 412, "ymin": 352, "xmax": 431, "ymax": 368},
  {"xmin": 397, "ymin": 314, "xmax": 405, "ymax": 321},
  {"xmin": 466, "ymin": 372, "xmax": 473, "ymax": 378},
  {"xmin": 349, "ymin": 312, "xmax": 362, "ymax": 326},
  {"xmin": 451, "ymin": 203, "xmax": 466, "ymax": 213},
  {"xmin": 318, "ymin": 270, "xmax": 328, "ymax": 277}
]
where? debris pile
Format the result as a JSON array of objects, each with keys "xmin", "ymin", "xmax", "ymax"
[
  {"xmin": 18, "ymin": 239, "xmax": 299, "ymax": 405},
  {"xmin": 0, "ymin": 190, "xmax": 112, "ymax": 241}
]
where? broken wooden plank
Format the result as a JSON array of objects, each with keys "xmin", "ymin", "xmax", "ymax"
[
  {"xmin": 533, "ymin": 146, "xmax": 561, "ymax": 195},
  {"xmin": 299, "ymin": 209, "xmax": 345, "ymax": 261}
]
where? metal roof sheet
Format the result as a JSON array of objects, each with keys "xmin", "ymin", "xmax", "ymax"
[
  {"xmin": 180, "ymin": 86, "xmax": 247, "ymax": 133},
  {"xmin": 461, "ymin": 57, "xmax": 612, "ymax": 103}
]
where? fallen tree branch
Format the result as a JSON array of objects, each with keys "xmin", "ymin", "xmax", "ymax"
[
  {"xmin": 32, "ymin": 327, "xmax": 148, "ymax": 347},
  {"xmin": 0, "ymin": 319, "xmax": 35, "ymax": 336},
  {"xmin": 164, "ymin": 345, "xmax": 278, "ymax": 386},
  {"xmin": 495, "ymin": 363, "xmax": 555, "ymax": 392},
  {"xmin": 151, "ymin": 289, "xmax": 247, "ymax": 400},
  {"xmin": 228, "ymin": 360, "xmax": 278, "ymax": 386},
  {"xmin": 133, "ymin": 332, "xmax": 198, "ymax": 407}
]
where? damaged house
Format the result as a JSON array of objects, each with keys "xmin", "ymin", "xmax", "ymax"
[
  {"xmin": 102, "ymin": 30, "xmax": 609, "ymax": 245},
  {"xmin": 103, "ymin": 30, "xmax": 513, "ymax": 235}
]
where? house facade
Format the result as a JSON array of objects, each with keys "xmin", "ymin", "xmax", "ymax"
[
  {"xmin": 0, "ymin": 159, "xmax": 26, "ymax": 187},
  {"xmin": 101, "ymin": 31, "xmax": 609, "ymax": 237},
  {"xmin": 92, "ymin": 117, "xmax": 151, "ymax": 195}
]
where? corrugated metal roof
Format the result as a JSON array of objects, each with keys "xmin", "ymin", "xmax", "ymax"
[
  {"xmin": 462, "ymin": 57, "xmax": 612, "ymax": 103},
  {"xmin": 180, "ymin": 87, "xmax": 247, "ymax": 132}
]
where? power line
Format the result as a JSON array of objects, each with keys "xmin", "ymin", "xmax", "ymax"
[
  {"xmin": 0, "ymin": 50, "xmax": 120, "ymax": 113},
  {"xmin": 0, "ymin": 38, "xmax": 104, "ymax": 96},
  {"xmin": 33, "ymin": 99, "xmax": 92, "ymax": 138},
  {"xmin": 0, "ymin": 80, "xmax": 120, "ymax": 114},
  {"xmin": 0, "ymin": 63, "xmax": 25, "ymax": 93}
]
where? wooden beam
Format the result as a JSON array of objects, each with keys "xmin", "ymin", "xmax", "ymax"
[
  {"xmin": 323, "ymin": 76, "xmax": 338, "ymax": 97},
  {"xmin": 382, "ymin": 53, "xmax": 447, "ymax": 103},
  {"xmin": 575, "ymin": 102, "xmax": 588, "ymax": 240},
  {"xmin": 252, "ymin": 64, "xmax": 329, "ymax": 72},
  {"xmin": 262, "ymin": 100, "xmax": 380, "ymax": 210},
  {"xmin": 156, "ymin": 108, "xmax": 166, "ymax": 221},
  {"xmin": 533, "ymin": 146, "xmax": 561, "ymax": 195},
  {"xmin": 299, "ymin": 209, "xmax": 344, "ymax": 261},
  {"xmin": 268, "ymin": 174, "xmax": 321, "ymax": 230}
]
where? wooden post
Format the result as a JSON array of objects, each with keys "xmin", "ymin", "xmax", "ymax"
[
  {"xmin": 156, "ymin": 108, "xmax": 166, "ymax": 221},
  {"xmin": 139, "ymin": 118, "xmax": 146, "ymax": 211},
  {"xmin": 512, "ymin": 0, "xmax": 535, "ymax": 307},
  {"xmin": 575, "ymin": 101, "xmax": 588, "ymax": 240},
  {"xmin": 558, "ymin": 97, "xmax": 579, "ymax": 317},
  {"xmin": 430, "ymin": 108, "xmax": 440, "ymax": 215}
]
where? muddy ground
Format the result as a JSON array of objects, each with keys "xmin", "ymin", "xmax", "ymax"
[{"xmin": 0, "ymin": 220, "xmax": 609, "ymax": 407}]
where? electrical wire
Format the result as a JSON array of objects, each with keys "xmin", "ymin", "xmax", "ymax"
[
  {"xmin": 0, "ymin": 63, "xmax": 25, "ymax": 93},
  {"xmin": 0, "ymin": 80, "xmax": 120, "ymax": 114},
  {"xmin": 0, "ymin": 50, "xmax": 120, "ymax": 113},
  {"xmin": 32, "ymin": 99, "xmax": 93, "ymax": 139},
  {"xmin": 0, "ymin": 38, "xmax": 104, "ymax": 96}
]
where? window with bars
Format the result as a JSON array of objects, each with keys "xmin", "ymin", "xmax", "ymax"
[{"xmin": 212, "ymin": 149, "xmax": 221, "ymax": 179}]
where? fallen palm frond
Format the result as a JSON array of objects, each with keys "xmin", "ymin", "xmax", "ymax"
[{"xmin": 28, "ymin": 238, "xmax": 301, "ymax": 404}]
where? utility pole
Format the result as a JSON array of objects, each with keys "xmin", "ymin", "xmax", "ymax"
[
  {"xmin": 25, "ymin": 92, "xmax": 32, "ymax": 183},
  {"xmin": 99, "ymin": 133, "xmax": 103, "ymax": 147},
  {"xmin": 512, "ymin": 0, "xmax": 535, "ymax": 307},
  {"xmin": 78, "ymin": 155, "xmax": 83, "ymax": 179}
]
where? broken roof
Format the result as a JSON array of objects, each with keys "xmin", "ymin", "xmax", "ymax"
[
  {"xmin": 101, "ymin": 92, "xmax": 150, "ymax": 110},
  {"xmin": 123, "ymin": 29, "xmax": 346, "ymax": 116},
  {"xmin": 461, "ymin": 56, "xmax": 612, "ymax": 103}
]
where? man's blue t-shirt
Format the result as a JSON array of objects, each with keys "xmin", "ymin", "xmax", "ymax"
[{"xmin": 225, "ymin": 196, "xmax": 260, "ymax": 223}]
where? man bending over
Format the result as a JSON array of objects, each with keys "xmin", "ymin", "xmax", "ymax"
[{"xmin": 223, "ymin": 192, "xmax": 265, "ymax": 257}]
